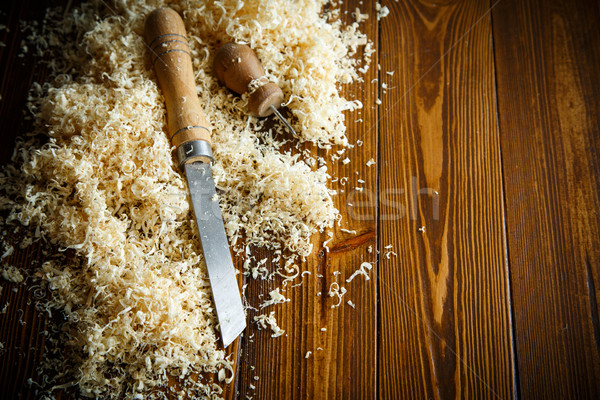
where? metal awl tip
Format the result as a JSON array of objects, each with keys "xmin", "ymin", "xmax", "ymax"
[{"xmin": 270, "ymin": 105, "xmax": 297, "ymax": 136}]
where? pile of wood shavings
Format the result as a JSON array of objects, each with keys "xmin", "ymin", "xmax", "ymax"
[{"xmin": 0, "ymin": 0, "xmax": 371, "ymax": 398}]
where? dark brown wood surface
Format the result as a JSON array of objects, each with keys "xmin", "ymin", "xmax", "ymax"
[
  {"xmin": 1, "ymin": 0, "xmax": 599, "ymax": 399},
  {"xmin": 493, "ymin": 0, "xmax": 600, "ymax": 398},
  {"xmin": 378, "ymin": 1, "xmax": 513, "ymax": 399}
]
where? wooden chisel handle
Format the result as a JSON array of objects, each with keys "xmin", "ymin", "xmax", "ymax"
[{"xmin": 144, "ymin": 8, "xmax": 211, "ymax": 150}]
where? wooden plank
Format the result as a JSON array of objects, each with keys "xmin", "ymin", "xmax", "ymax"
[
  {"xmin": 0, "ymin": 2, "xmax": 241, "ymax": 399},
  {"xmin": 493, "ymin": 0, "xmax": 600, "ymax": 398},
  {"xmin": 0, "ymin": 1, "xmax": 51, "ymax": 161},
  {"xmin": 377, "ymin": 1, "xmax": 514, "ymax": 398},
  {"xmin": 235, "ymin": 0, "xmax": 379, "ymax": 399},
  {"xmin": 0, "ymin": 245, "xmax": 49, "ymax": 400},
  {"xmin": 0, "ymin": 0, "xmax": 379, "ymax": 398},
  {"xmin": 0, "ymin": 1, "xmax": 63, "ymax": 399}
]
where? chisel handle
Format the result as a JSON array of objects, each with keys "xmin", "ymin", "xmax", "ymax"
[
  {"xmin": 144, "ymin": 8, "xmax": 211, "ymax": 149},
  {"xmin": 214, "ymin": 42, "xmax": 284, "ymax": 117}
]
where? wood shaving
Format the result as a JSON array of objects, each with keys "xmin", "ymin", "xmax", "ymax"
[
  {"xmin": 353, "ymin": 8, "xmax": 369, "ymax": 23},
  {"xmin": 328, "ymin": 282, "xmax": 347, "ymax": 308},
  {"xmin": 1, "ymin": 266, "xmax": 23, "ymax": 283},
  {"xmin": 259, "ymin": 288, "xmax": 290, "ymax": 308},
  {"xmin": 376, "ymin": 4, "xmax": 390, "ymax": 21},
  {"xmin": 346, "ymin": 262, "xmax": 373, "ymax": 283},
  {"xmin": 254, "ymin": 311, "xmax": 285, "ymax": 338},
  {"xmin": 0, "ymin": 0, "xmax": 373, "ymax": 398}
]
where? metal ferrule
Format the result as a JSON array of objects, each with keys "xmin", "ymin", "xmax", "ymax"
[{"xmin": 176, "ymin": 140, "xmax": 213, "ymax": 170}]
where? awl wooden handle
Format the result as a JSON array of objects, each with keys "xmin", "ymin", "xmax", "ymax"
[
  {"xmin": 144, "ymin": 8, "xmax": 211, "ymax": 148},
  {"xmin": 214, "ymin": 42, "xmax": 284, "ymax": 117}
]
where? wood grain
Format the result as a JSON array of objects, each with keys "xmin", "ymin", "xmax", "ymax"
[
  {"xmin": 0, "ymin": 1, "xmax": 51, "ymax": 162},
  {"xmin": 0, "ymin": 1, "xmax": 64, "ymax": 399},
  {"xmin": 377, "ymin": 0, "xmax": 514, "ymax": 398},
  {"xmin": 145, "ymin": 8, "xmax": 212, "ymax": 148},
  {"xmin": 493, "ymin": 0, "xmax": 600, "ymax": 398},
  {"xmin": 4, "ymin": 0, "xmax": 600, "ymax": 398},
  {"xmin": 0, "ymin": 244, "xmax": 49, "ymax": 399},
  {"xmin": 234, "ymin": 1, "xmax": 379, "ymax": 398}
]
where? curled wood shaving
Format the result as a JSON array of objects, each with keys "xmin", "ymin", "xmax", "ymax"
[{"xmin": 0, "ymin": 0, "xmax": 372, "ymax": 398}]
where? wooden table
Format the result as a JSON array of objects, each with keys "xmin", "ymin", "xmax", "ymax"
[{"xmin": 1, "ymin": 0, "xmax": 599, "ymax": 398}]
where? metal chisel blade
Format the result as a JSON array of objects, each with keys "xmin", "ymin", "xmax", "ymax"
[{"xmin": 184, "ymin": 162, "xmax": 245, "ymax": 347}]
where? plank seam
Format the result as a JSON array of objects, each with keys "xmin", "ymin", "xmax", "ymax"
[
  {"xmin": 489, "ymin": 1, "xmax": 522, "ymax": 398},
  {"xmin": 585, "ymin": 255, "xmax": 600, "ymax": 354},
  {"xmin": 375, "ymin": 3, "xmax": 382, "ymax": 399}
]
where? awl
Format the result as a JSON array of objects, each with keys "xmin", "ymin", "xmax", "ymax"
[
  {"xmin": 214, "ymin": 42, "xmax": 297, "ymax": 137},
  {"xmin": 144, "ymin": 8, "xmax": 245, "ymax": 347}
]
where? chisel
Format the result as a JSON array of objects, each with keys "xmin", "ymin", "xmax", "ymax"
[
  {"xmin": 144, "ymin": 8, "xmax": 245, "ymax": 347},
  {"xmin": 214, "ymin": 42, "xmax": 297, "ymax": 136}
]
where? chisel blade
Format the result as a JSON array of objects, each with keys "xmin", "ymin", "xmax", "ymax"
[{"xmin": 184, "ymin": 162, "xmax": 245, "ymax": 347}]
